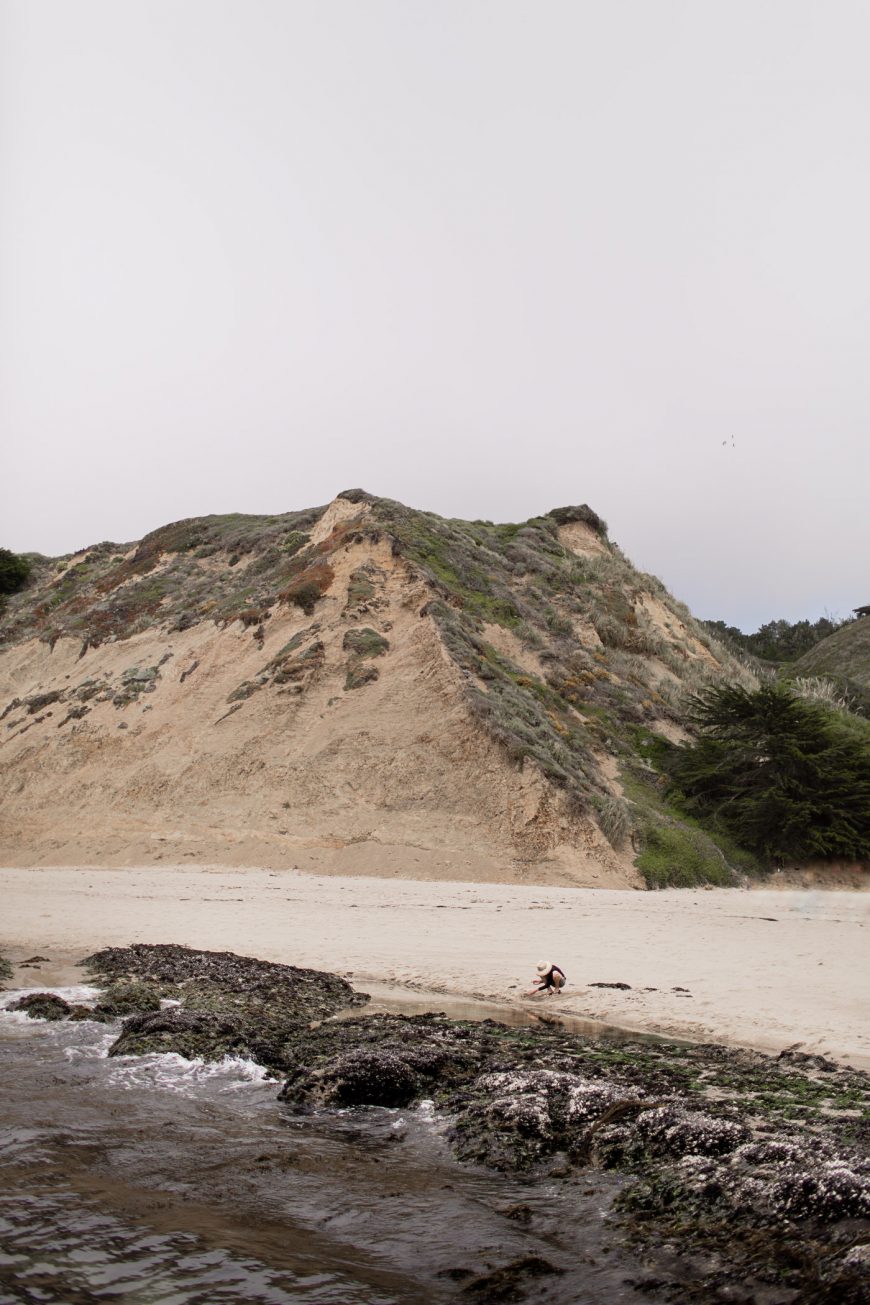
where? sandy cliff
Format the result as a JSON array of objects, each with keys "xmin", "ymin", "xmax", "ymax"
[{"xmin": 0, "ymin": 493, "xmax": 751, "ymax": 884}]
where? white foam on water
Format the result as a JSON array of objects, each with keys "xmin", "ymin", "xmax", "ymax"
[
  {"xmin": 105, "ymin": 1051, "xmax": 272, "ymax": 1095},
  {"xmin": 64, "ymin": 1031, "xmax": 117, "ymax": 1061},
  {"xmin": 0, "ymin": 984, "xmax": 102, "ymax": 1010}
]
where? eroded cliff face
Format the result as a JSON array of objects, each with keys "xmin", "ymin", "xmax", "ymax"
[{"xmin": 0, "ymin": 493, "xmax": 751, "ymax": 883}]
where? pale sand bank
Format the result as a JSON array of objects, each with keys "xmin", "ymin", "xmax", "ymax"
[{"xmin": 1, "ymin": 865, "xmax": 868, "ymax": 1067}]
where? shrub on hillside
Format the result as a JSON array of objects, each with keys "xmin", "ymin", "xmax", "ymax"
[
  {"xmin": 280, "ymin": 561, "xmax": 335, "ymax": 615},
  {"xmin": 0, "ymin": 548, "xmax": 32, "ymax": 596},
  {"xmin": 669, "ymin": 683, "xmax": 870, "ymax": 862}
]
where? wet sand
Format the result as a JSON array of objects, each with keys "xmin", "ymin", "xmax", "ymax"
[{"xmin": 1, "ymin": 864, "xmax": 868, "ymax": 1066}]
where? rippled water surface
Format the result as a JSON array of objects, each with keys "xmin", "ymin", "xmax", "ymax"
[{"xmin": 0, "ymin": 983, "xmax": 655, "ymax": 1304}]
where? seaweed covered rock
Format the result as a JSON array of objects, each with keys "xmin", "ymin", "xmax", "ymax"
[
  {"xmin": 109, "ymin": 1007, "xmax": 250, "ymax": 1061},
  {"xmin": 82, "ymin": 943, "xmax": 366, "ymax": 1024},
  {"xmin": 461, "ymin": 1255, "xmax": 564, "ymax": 1300},
  {"xmin": 9, "ymin": 992, "xmax": 72, "ymax": 1021},
  {"xmin": 9, "ymin": 991, "xmax": 109, "ymax": 1023},
  {"xmin": 449, "ymin": 1069, "xmax": 579, "ymax": 1171},
  {"xmin": 93, "ymin": 982, "xmax": 163, "ymax": 1018},
  {"xmin": 83, "ymin": 944, "xmax": 367, "ymax": 1073}
]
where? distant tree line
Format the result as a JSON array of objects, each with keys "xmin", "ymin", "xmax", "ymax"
[{"xmin": 705, "ymin": 615, "xmax": 849, "ymax": 664}]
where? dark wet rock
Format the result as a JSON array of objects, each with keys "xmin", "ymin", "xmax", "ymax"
[
  {"xmin": 283, "ymin": 1047, "xmax": 422, "ymax": 1108},
  {"xmin": 764, "ymin": 1161, "xmax": 870, "ymax": 1220},
  {"xmin": 20, "ymin": 956, "xmax": 50, "ymax": 964},
  {"xmin": 589, "ymin": 981, "xmax": 632, "ymax": 990},
  {"xmin": 0, "ymin": 954, "xmax": 12, "ymax": 983},
  {"xmin": 61, "ymin": 944, "xmax": 870, "ymax": 1304},
  {"xmin": 278, "ymin": 1013, "xmax": 481, "ymax": 1108},
  {"xmin": 840, "ymin": 1243, "xmax": 870, "ymax": 1273},
  {"xmin": 274, "ymin": 1005, "xmax": 870, "ymax": 1302},
  {"xmin": 82, "ymin": 943, "xmax": 364, "ymax": 1021},
  {"xmin": 618, "ymin": 1143, "xmax": 870, "ymax": 1302},
  {"xmin": 499, "ymin": 1202, "xmax": 533, "ymax": 1223},
  {"xmin": 10, "ymin": 993, "xmax": 71, "ymax": 1020},
  {"xmin": 461, "ymin": 1254, "xmax": 563, "ymax": 1301}
]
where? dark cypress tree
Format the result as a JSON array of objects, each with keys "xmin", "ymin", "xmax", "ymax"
[{"xmin": 669, "ymin": 683, "xmax": 870, "ymax": 862}]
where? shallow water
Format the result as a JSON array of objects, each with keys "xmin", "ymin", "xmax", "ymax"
[
  {"xmin": 0, "ymin": 983, "xmax": 656, "ymax": 1304},
  {"xmin": 355, "ymin": 979, "xmax": 668, "ymax": 1040}
]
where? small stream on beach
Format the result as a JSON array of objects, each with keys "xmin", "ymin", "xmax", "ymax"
[{"xmin": 0, "ymin": 982, "xmax": 658, "ymax": 1305}]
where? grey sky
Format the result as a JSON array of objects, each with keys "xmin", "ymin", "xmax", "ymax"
[{"xmin": 2, "ymin": 1, "xmax": 867, "ymax": 630}]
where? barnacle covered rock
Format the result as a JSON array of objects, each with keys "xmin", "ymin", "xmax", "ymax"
[
  {"xmin": 447, "ymin": 1069, "xmax": 650, "ymax": 1172},
  {"xmin": 765, "ymin": 1162, "xmax": 870, "ymax": 1221},
  {"xmin": 592, "ymin": 1102, "xmax": 748, "ymax": 1167}
]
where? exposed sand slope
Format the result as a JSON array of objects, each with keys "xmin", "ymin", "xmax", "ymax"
[
  {"xmin": 1, "ymin": 865, "xmax": 867, "ymax": 1067},
  {"xmin": 0, "ymin": 534, "xmax": 635, "ymax": 885}
]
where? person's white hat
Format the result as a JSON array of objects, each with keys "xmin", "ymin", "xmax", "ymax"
[{"xmin": 536, "ymin": 961, "xmax": 550, "ymax": 975}]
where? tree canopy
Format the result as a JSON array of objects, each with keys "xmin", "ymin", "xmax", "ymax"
[{"xmin": 669, "ymin": 682, "xmax": 870, "ymax": 863}]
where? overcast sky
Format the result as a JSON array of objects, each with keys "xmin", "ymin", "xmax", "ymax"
[{"xmin": 1, "ymin": 1, "xmax": 867, "ymax": 630}]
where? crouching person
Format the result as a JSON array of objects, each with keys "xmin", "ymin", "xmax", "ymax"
[{"xmin": 526, "ymin": 961, "xmax": 566, "ymax": 996}]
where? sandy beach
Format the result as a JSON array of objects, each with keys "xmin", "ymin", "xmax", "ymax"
[{"xmin": 1, "ymin": 864, "xmax": 868, "ymax": 1067}]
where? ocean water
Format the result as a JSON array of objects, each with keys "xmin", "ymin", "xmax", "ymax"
[{"xmin": 0, "ymin": 985, "xmax": 655, "ymax": 1304}]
